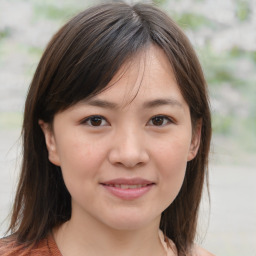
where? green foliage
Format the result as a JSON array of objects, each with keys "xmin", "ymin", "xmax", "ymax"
[
  {"xmin": 153, "ymin": 0, "xmax": 167, "ymax": 5},
  {"xmin": 174, "ymin": 12, "xmax": 213, "ymax": 30},
  {"xmin": 243, "ymin": 117, "xmax": 256, "ymax": 151},
  {"xmin": 0, "ymin": 27, "xmax": 12, "ymax": 40},
  {"xmin": 230, "ymin": 46, "xmax": 246, "ymax": 58},
  {"xmin": 198, "ymin": 39, "xmax": 256, "ymax": 156},
  {"xmin": 212, "ymin": 112, "xmax": 256, "ymax": 152},
  {"xmin": 236, "ymin": 0, "xmax": 250, "ymax": 21},
  {"xmin": 212, "ymin": 114, "xmax": 233, "ymax": 135},
  {"xmin": 200, "ymin": 44, "xmax": 256, "ymax": 90},
  {"xmin": 229, "ymin": 46, "xmax": 256, "ymax": 64},
  {"xmin": 251, "ymin": 51, "xmax": 256, "ymax": 64},
  {"xmin": 28, "ymin": 46, "xmax": 43, "ymax": 57},
  {"xmin": 203, "ymin": 58, "xmax": 241, "ymax": 88},
  {"xmin": 33, "ymin": 3, "xmax": 78, "ymax": 21},
  {"xmin": 207, "ymin": 67, "xmax": 244, "ymax": 88}
]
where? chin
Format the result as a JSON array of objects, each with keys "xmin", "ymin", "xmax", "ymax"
[{"xmin": 102, "ymin": 211, "xmax": 159, "ymax": 232}]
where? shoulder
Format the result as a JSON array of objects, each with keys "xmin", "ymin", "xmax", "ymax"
[
  {"xmin": 0, "ymin": 234, "xmax": 58, "ymax": 256},
  {"xmin": 0, "ymin": 236, "xmax": 23, "ymax": 256},
  {"xmin": 193, "ymin": 245, "xmax": 215, "ymax": 256},
  {"xmin": 158, "ymin": 231, "xmax": 215, "ymax": 256}
]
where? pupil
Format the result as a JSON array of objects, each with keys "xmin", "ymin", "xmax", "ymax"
[
  {"xmin": 152, "ymin": 117, "xmax": 163, "ymax": 126},
  {"xmin": 91, "ymin": 117, "xmax": 102, "ymax": 126}
]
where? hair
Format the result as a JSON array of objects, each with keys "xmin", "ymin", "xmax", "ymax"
[{"xmin": 6, "ymin": 2, "xmax": 211, "ymax": 256}]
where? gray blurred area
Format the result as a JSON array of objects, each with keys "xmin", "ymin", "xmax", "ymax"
[{"xmin": 0, "ymin": 0, "xmax": 255, "ymax": 255}]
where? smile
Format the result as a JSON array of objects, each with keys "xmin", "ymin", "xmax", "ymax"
[
  {"xmin": 104, "ymin": 184, "xmax": 149, "ymax": 189},
  {"xmin": 100, "ymin": 178, "xmax": 155, "ymax": 200}
]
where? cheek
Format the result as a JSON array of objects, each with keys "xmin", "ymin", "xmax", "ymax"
[
  {"xmin": 153, "ymin": 135, "xmax": 191, "ymax": 170},
  {"xmin": 153, "ymin": 137, "xmax": 190, "ymax": 199},
  {"xmin": 55, "ymin": 134, "xmax": 108, "ymax": 183},
  {"xmin": 56, "ymin": 137, "xmax": 109, "ymax": 205},
  {"xmin": 158, "ymin": 149, "xmax": 187, "ymax": 188}
]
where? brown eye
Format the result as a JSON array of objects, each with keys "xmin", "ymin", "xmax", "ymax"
[
  {"xmin": 90, "ymin": 116, "xmax": 103, "ymax": 126},
  {"xmin": 149, "ymin": 115, "xmax": 172, "ymax": 126},
  {"xmin": 83, "ymin": 115, "xmax": 108, "ymax": 127},
  {"xmin": 152, "ymin": 116, "xmax": 164, "ymax": 126}
]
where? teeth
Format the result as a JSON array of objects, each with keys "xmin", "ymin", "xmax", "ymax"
[
  {"xmin": 117, "ymin": 184, "xmax": 147, "ymax": 189},
  {"xmin": 107, "ymin": 184, "xmax": 148, "ymax": 189}
]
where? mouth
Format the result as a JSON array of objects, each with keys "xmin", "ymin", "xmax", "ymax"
[
  {"xmin": 103, "ymin": 184, "xmax": 151, "ymax": 189},
  {"xmin": 100, "ymin": 178, "xmax": 155, "ymax": 200}
]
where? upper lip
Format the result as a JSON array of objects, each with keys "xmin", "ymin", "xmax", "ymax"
[{"xmin": 100, "ymin": 178, "xmax": 155, "ymax": 185}]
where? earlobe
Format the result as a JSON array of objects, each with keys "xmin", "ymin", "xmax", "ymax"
[
  {"xmin": 187, "ymin": 119, "xmax": 202, "ymax": 161},
  {"xmin": 38, "ymin": 120, "xmax": 60, "ymax": 166}
]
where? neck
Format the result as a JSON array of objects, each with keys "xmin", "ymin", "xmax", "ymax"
[{"xmin": 53, "ymin": 211, "xmax": 165, "ymax": 256}]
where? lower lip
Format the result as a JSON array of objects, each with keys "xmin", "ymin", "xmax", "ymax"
[{"xmin": 101, "ymin": 184, "xmax": 154, "ymax": 200}]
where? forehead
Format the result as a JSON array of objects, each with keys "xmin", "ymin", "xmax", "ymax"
[{"xmin": 86, "ymin": 45, "xmax": 187, "ymax": 109}]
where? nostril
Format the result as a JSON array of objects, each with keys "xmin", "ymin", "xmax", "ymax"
[
  {"xmin": 114, "ymin": 161, "xmax": 144, "ymax": 169},
  {"xmin": 108, "ymin": 140, "xmax": 149, "ymax": 168}
]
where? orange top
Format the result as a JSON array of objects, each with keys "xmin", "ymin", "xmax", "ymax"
[
  {"xmin": 0, "ymin": 233, "xmax": 62, "ymax": 256},
  {"xmin": 0, "ymin": 230, "xmax": 178, "ymax": 256}
]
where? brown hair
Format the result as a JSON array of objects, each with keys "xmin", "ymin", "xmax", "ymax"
[{"xmin": 7, "ymin": 3, "xmax": 211, "ymax": 255}]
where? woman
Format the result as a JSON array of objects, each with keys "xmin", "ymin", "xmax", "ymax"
[{"xmin": 0, "ymin": 3, "xmax": 213, "ymax": 256}]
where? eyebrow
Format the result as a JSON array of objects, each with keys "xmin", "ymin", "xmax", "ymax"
[
  {"xmin": 85, "ymin": 98, "xmax": 183, "ymax": 109},
  {"xmin": 142, "ymin": 98, "xmax": 183, "ymax": 109},
  {"xmin": 85, "ymin": 99, "xmax": 118, "ymax": 109}
]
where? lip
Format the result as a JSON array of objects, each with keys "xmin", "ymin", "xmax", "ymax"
[{"xmin": 100, "ymin": 178, "xmax": 155, "ymax": 200}]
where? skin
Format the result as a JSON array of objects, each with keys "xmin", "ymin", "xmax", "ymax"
[{"xmin": 40, "ymin": 45, "xmax": 212, "ymax": 256}]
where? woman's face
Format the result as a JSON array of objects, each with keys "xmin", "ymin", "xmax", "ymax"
[{"xmin": 41, "ymin": 45, "xmax": 201, "ymax": 231}]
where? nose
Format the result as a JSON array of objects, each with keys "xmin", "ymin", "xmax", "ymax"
[{"xmin": 108, "ymin": 127, "xmax": 149, "ymax": 168}]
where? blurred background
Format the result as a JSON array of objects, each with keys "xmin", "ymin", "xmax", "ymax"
[{"xmin": 0, "ymin": 0, "xmax": 255, "ymax": 255}]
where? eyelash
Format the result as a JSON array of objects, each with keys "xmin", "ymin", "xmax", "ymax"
[
  {"xmin": 82, "ymin": 115, "xmax": 109, "ymax": 127},
  {"xmin": 81, "ymin": 115, "xmax": 174, "ymax": 127},
  {"xmin": 148, "ymin": 115, "xmax": 174, "ymax": 126}
]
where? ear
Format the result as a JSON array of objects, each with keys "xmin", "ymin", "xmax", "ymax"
[
  {"xmin": 38, "ymin": 120, "xmax": 60, "ymax": 166},
  {"xmin": 187, "ymin": 119, "xmax": 202, "ymax": 161}
]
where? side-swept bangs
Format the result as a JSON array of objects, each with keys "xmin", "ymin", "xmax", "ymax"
[{"xmin": 36, "ymin": 3, "xmax": 150, "ymax": 123}]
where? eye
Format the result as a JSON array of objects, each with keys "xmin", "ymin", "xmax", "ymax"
[
  {"xmin": 82, "ymin": 115, "xmax": 109, "ymax": 127},
  {"xmin": 148, "ymin": 115, "xmax": 173, "ymax": 126}
]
